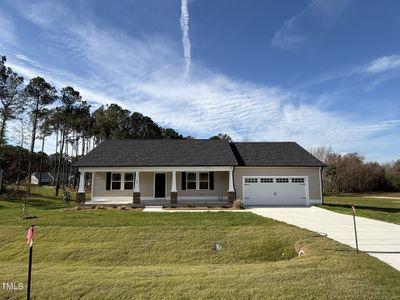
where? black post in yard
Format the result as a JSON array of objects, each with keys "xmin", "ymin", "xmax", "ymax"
[
  {"xmin": 27, "ymin": 245, "xmax": 33, "ymax": 300},
  {"xmin": 352, "ymin": 204, "xmax": 359, "ymax": 253}
]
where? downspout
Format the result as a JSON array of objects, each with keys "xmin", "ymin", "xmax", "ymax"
[
  {"xmin": 320, "ymin": 167, "xmax": 324, "ymax": 205},
  {"xmin": 232, "ymin": 165, "xmax": 236, "ymax": 194}
]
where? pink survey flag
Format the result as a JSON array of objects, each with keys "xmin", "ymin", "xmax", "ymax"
[
  {"xmin": 26, "ymin": 226, "xmax": 34, "ymax": 247},
  {"xmin": 352, "ymin": 204, "xmax": 356, "ymax": 214}
]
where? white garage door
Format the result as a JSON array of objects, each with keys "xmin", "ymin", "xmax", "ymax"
[{"xmin": 243, "ymin": 176, "xmax": 308, "ymax": 206}]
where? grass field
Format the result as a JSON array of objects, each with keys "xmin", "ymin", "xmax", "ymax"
[
  {"xmin": 322, "ymin": 195, "xmax": 400, "ymax": 225},
  {"xmin": 1, "ymin": 187, "xmax": 399, "ymax": 299}
]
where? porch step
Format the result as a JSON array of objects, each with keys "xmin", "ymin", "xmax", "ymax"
[{"xmin": 143, "ymin": 206, "xmax": 164, "ymax": 212}]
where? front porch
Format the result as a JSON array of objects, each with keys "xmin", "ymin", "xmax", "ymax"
[
  {"xmin": 84, "ymin": 198, "xmax": 232, "ymax": 208},
  {"xmin": 77, "ymin": 166, "xmax": 236, "ymax": 207}
]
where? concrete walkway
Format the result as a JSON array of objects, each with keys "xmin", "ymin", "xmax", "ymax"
[
  {"xmin": 248, "ymin": 206, "xmax": 400, "ymax": 271},
  {"xmin": 363, "ymin": 196, "xmax": 400, "ymax": 200},
  {"xmin": 143, "ymin": 206, "xmax": 164, "ymax": 212}
]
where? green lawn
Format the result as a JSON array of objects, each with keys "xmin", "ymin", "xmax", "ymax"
[
  {"xmin": 0, "ymin": 187, "xmax": 399, "ymax": 299},
  {"xmin": 322, "ymin": 195, "xmax": 400, "ymax": 225}
]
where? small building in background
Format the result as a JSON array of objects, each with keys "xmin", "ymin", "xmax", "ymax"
[
  {"xmin": 30, "ymin": 172, "xmax": 54, "ymax": 185},
  {"xmin": 30, "ymin": 172, "xmax": 75, "ymax": 186}
]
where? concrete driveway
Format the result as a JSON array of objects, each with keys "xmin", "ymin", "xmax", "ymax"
[{"xmin": 248, "ymin": 206, "xmax": 400, "ymax": 271}]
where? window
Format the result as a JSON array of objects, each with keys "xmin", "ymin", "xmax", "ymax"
[
  {"xmin": 111, "ymin": 173, "xmax": 121, "ymax": 190},
  {"xmin": 199, "ymin": 172, "xmax": 209, "ymax": 189},
  {"xmin": 276, "ymin": 178, "xmax": 289, "ymax": 183},
  {"xmin": 187, "ymin": 172, "xmax": 196, "ymax": 190},
  {"xmin": 260, "ymin": 178, "xmax": 273, "ymax": 183},
  {"xmin": 291, "ymin": 178, "xmax": 305, "ymax": 183},
  {"xmin": 124, "ymin": 173, "xmax": 134, "ymax": 190},
  {"xmin": 245, "ymin": 178, "xmax": 258, "ymax": 183}
]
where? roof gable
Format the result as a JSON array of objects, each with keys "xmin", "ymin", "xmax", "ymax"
[{"xmin": 230, "ymin": 142, "xmax": 325, "ymax": 167}]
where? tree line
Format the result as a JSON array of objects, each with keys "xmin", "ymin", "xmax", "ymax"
[
  {"xmin": 0, "ymin": 55, "xmax": 232, "ymax": 198},
  {"xmin": 310, "ymin": 146, "xmax": 400, "ymax": 193}
]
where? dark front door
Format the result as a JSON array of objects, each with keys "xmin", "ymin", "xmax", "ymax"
[{"xmin": 155, "ymin": 173, "xmax": 166, "ymax": 198}]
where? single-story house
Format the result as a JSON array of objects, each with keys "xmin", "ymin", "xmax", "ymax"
[{"xmin": 73, "ymin": 139, "xmax": 325, "ymax": 207}]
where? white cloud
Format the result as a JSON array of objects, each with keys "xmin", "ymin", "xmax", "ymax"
[
  {"xmin": 13, "ymin": 53, "xmax": 41, "ymax": 67},
  {"xmin": 133, "ymin": 72, "xmax": 400, "ymax": 159},
  {"xmin": 10, "ymin": 0, "xmax": 67, "ymax": 28},
  {"xmin": 3, "ymin": 0, "xmax": 400, "ymax": 162},
  {"xmin": 7, "ymin": 59, "xmax": 127, "ymax": 110},
  {"xmin": 180, "ymin": 0, "xmax": 191, "ymax": 75},
  {"xmin": 7, "ymin": 46, "xmax": 400, "ymax": 162},
  {"xmin": 0, "ymin": 12, "xmax": 17, "ymax": 45},
  {"xmin": 294, "ymin": 54, "xmax": 400, "ymax": 92},
  {"xmin": 362, "ymin": 55, "xmax": 400, "ymax": 74},
  {"xmin": 356, "ymin": 55, "xmax": 400, "ymax": 91},
  {"xmin": 271, "ymin": 17, "xmax": 308, "ymax": 50},
  {"xmin": 272, "ymin": 0, "xmax": 352, "ymax": 50}
]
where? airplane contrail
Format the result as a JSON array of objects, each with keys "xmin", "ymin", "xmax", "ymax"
[{"xmin": 180, "ymin": 0, "xmax": 191, "ymax": 75}]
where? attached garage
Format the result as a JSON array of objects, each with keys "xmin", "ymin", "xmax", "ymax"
[
  {"xmin": 231, "ymin": 142, "xmax": 325, "ymax": 207},
  {"xmin": 242, "ymin": 176, "xmax": 308, "ymax": 206}
]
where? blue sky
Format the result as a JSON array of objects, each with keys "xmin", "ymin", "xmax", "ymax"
[{"xmin": 0, "ymin": 0, "xmax": 399, "ymax": 162}]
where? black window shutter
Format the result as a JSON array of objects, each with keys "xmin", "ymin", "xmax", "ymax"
[
  {"xmin": 209, "ymin": 172, "xmax": 214, "ymax": 190},
  {"xmin": 181, "ymin": 172, "xmax": 186, "ymax": 190},
  {"xmin": 106, "ymin": 172, "xmax": 111, "ymax": 190}
]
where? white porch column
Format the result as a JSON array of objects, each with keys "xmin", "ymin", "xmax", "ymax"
[
  {"xmin": 228, "ymin": 170, "xmax": 235, "ymax": 192},
  {"xmin": 78, "ymin": 171, "xmax": 86, "ymax": 193},
  {"xmin": 91, "ymin": 172, "xmax": 94, "ymax": 196},
  {"xmin": 121, "ymin": 172, "xmax": 125, "ymax": 191},
  {"xmin": 134, "ymin": 171, "xmax": 140, "ymax": 192},
  {"xmin": 171, "ymin": 171, "xmax": 177, "ymax": 192}
]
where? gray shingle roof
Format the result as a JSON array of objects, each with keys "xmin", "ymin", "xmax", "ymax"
[
  {"xmin": 73, "ymin": 140, "xmax": 324, "ymax": 168},
  {"xmin": 31, "ymin": 172, "xmax": 68, "ymax": 181},
  {"xmin": 31, "ymin": 172, "xmax": 54, "ymax": 182},
  {"xmin": 73, "ymin": 139, "xmax": 238, "ymax": 167},
  {"xmin": 230, "ymin": 142, "xmax": 325, "ymax": 167}
]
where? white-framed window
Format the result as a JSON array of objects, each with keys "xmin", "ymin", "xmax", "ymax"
[
  {"xmin": 187, "ymin": 172, "xmax": 197, "ymax": 190},
  {"xmin": 245, "ymin": 178, "xmax": 258, "ymax": 183},
  {"xmin": 111, "ymin": 173, "xmax": 122, "ymax": 190},
  {"xmin": 199, "ymin": 172, "xmax": 209, "ymax": 190},
  {"xmin": 124, "ymin": 173, "xmax": 134, "ymax": 190},
  {"xmin": 260, "ymin": 178, "xmax": 273, "ymax": 183},
  {"xmin": 276, "ymin": 178, "xmax": 289, "ymax": 183},
  {"xmin": 291, "ymin": 178, "xmax": 305, "ymax": 183}
]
